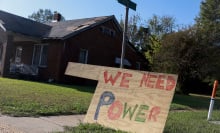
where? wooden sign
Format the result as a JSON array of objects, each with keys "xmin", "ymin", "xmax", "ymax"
[{"xmin": 65, "ymin": 62, "xmax": 178, "ymax": 133}]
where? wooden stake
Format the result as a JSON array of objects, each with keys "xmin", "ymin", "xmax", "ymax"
[{"xmin": 207, "ymin": 80, "xmax": 218, "ymax": 121}]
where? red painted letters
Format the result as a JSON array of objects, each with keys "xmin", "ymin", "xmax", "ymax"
[
  {"xmin": 139, "ymin": 73, "xmax": 176, "ymax": 91},
  {"xmin": 108, "ymin": 100, "xmax": 123, "ymax": 120},
  {"xmin": 155, "ymin": 75, "xmax": 165, "ymax": 90},
  {"xmin": 147, "ymin": 74, "xmax": 157, "ymax": 88},
  {"xmin": 166, "ymin": 76, "xmax": 176, "ymax": 91},
  {"xmin": 120, "ymin": 73, "xmax": 132, "ymax": 88},
  {"xmin": 104, "ymin": 71, "xmax": 122, "ymax": 86},
  {"xmin": 104, "ymin": 71, "xmax": 132, "ymax": 88},
  {"xmin": 148, "ymin": 106, "xmax": 161, "ymax": 122}
]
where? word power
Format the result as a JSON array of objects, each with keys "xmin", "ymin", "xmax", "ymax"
[{"xmin": 95, "ymin": 91, "xmax": 161, "ymax": 123}]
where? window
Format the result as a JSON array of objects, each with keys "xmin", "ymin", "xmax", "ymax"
[
  {"xmin": 32, "ymin": 44, "xmax": 48, "ymax": 67},
  {"xmin": 136, "ymin": 62, "xmax": 141, "ymax": 70},
  {"xmin": 79, "ymin": 49, "xmax": 88, "ymax": 64},
  {"xmin": 115, "ymin": 57, "xmax": 131, "ymax": 67},
  {"xmin": 100, "ymin": 26, "xmax": 116, "ymax": 37},
  {"xmin": 15, "ymin": 46, "xmax": 22, "ymax": 63}
]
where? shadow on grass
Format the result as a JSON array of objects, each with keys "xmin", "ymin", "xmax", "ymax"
[
  {"xmin": 47, "ymin": 82, "xmax": 97, "ymax": 93},
  {"xmin": 172, "ymin": 94, "xmax": 220, "ymax": 110}
]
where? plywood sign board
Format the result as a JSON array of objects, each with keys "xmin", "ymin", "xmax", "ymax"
[{"xmin": 65, "ymin": 62, "xmax": 178, "ymax": 133}]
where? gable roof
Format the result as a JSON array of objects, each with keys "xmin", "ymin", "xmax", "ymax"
[
  {"xmin": 45, "ymin": 15, "xmax": 119, "ymax": 40},
  {"xmin": 0, "ymin": 10, "xmax": 121, "ymax": 40},
  {"xmin": 0, "ymin": 10, "xmax": 51, "ymax": 38}
]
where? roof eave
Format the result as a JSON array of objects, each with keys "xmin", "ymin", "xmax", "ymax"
[{"xmin": 59, "ymin": 15, "xmax": 121, "ymax": 40}]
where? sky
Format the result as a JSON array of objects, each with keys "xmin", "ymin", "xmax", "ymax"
[{"xmin": 0, "ymin": 0, "xmax": 202, "ymax": 26}]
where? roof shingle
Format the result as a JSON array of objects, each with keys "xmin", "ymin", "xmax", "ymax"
[
  {"xmin": 0, "ymin": 10, "xmax": 51, "ymax": 38},
  {"xmin": 0, "ymin": 10, "xmax": 115, "ymax": 40}
]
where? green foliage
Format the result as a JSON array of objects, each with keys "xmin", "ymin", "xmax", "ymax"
[
  {"xmin": 196, "ymin": 0, "xmax": 220, "ymax": 84},
  {"xmin": 28, "ymin": 9, "xmax": 65, "ymax": 23},
  {"xmin": 144, "ymin": 35, "xmax": 161, "ymax": 66},
  {"xmin": 149, "ymin": 0, "xmax": 220, "ymax": 94},
  {"xmin": 143, "ymin": 15, "xmax": 176, "ymax": 70},
  {"xmin": 196, "ymin": 0, "xmax": 220, "ymax": 44},
  {"xmin": 120, "ymin": 14, "xmax": 176, "ymax": 69},
  {"xmin": 152, "ymin": 26, "xmax": 217, "ymax": 94},
  {"xmin": 0, "ymin": 78, "xmax": 94, "ymax": 116}
]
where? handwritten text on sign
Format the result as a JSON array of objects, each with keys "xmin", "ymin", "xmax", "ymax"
[{"xmin": 65, "ymin": 62, "xmax": 178, "ymax": 133}]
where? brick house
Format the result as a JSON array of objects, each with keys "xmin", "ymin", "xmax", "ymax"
[{"xmin": 0, "ymin": 10, "xmax": 147, "ymax": 83}]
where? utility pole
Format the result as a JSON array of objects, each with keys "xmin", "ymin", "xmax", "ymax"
[{"xmin": 117, "ymin": 0, "xmax": 136, "ymax": 68}]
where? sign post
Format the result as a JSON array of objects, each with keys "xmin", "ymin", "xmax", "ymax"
[
  {"xmin": 117, "ymin": 0, "xmax": 136, "ymax": 68},
  {"xmin": 65, "ymin": 62, "xmax": 178, "ymax": 133}
]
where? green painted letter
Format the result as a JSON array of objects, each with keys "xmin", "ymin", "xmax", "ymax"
[
  {"xmin": 122, "ymin": 103, "xmax": 138, "ymax": 120},
  {"xmin": 135, "ymin": 105, "xmax": 149, "ymax": 122}
]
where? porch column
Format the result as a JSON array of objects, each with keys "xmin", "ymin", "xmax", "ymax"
[
  {"xmin": 1, "ymin": 35, "xmax": 14, "ymax": 77},
  {"xmin": 0, "ymin": 29, "xmax": 7, "ymax": 76}
]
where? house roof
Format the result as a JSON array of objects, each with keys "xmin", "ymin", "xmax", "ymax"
[
  {"xmin": 45, "ymin": 16, "xmax": 117, "ymax": 40},
  {"xmin": 0, "ymin": 10, "xmax": 51, "ymax": 38},
  {"xmin": 0, "ymin": 10, "xmax": 119, "ymax": 40}
]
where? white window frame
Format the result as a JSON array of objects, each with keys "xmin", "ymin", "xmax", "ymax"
[
  {"xmin": 15, "ymin": 46, "xmax": 22, "ymax": 64},
  {"xmin": 32, "ymin": 44, "xmax": 48, "ymax": 67},
  {"xmin": 136, "ymin": 62, "xmax": 141, "ymax": 70},
  {"xmin": 79, "ymin": 49, "xmax": 88, "ymax": 64}
]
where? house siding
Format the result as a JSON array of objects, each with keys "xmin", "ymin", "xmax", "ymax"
[
  {"xmin": 38, "ymin": 40, "xmax": 63, "ymax": 81},
  {"xmin": 49, "ymin": 19, "xmax": 147, "ymax": 83}
]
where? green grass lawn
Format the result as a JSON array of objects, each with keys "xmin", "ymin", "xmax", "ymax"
[
  {"xmin": 65, "ymin": 94, "xmax": 220, "ymax": 133},
  {"xmin": 0, "ymin": 77, "xmax": 95, "ymax": 116},
  {"xmin": 1, "ymin": 77, "xmax": 220, "ymax": 133},
  {"xmin": 164, "ymin": 94, "xmax": 220, "ymax": 133}
]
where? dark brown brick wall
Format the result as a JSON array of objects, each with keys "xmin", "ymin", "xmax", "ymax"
[{"xmin": 38, "ymin": 40, "xmax": 63, "ymax": 81}]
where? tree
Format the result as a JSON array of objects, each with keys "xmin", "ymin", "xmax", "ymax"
[
  {"xmin": 127, "ymin": 14, "xmax": 141, "ymax": 44},
  {"xmin": 144, "ymin": 35, "xmax": 161, "ymax": 67},
  {"xmin": 147, "ymin": 14, "xmax": 176, "ymax": 37},
  {"xmin": 151, "ymin": 0, "xmax": 220, "ymax": 94},
  {"xmin": 196, "ymin": 0, "xmax": 220, "ymax": 45},
  {"xmin": 196, "ymin": 0, "xmax": 220, "ymax": 82},
  {"xmin": 152, "ymin": 26, "xmax": 210, "ymax": 94},
  {"xmin": 144, "ymin": 15, "xmax": 176, "ymax": 69},
  {"xmin": 119, "ymin": 14, "xmax": 177, "ymax": 70},
  {"xmin": 28, "ymin": 9, "xmax": 65, "ymax": 23},
  {"xmin": 119, "ymin": 14, "xmax": 149, "ymax": 50}
]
